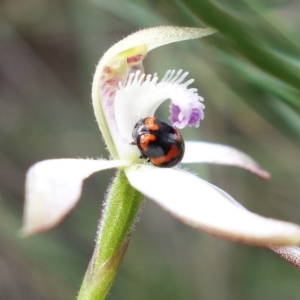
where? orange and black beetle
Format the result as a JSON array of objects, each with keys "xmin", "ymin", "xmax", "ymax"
[{"xmin": 132, "ymin": 117, "xmax": 185, "ymax": 168}]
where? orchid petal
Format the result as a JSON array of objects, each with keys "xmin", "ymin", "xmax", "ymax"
[
  {"xmin": 207, "ymin": 182, "xmax": 300, "ymax": 267},
  {"xmin": 126, "ymin": 165, "xmax": 300, "ymax": 246},
  {"xmin": 270, "ymin": 246, "xmax": 300, "ymax": 268},
  {"xmin": 23, "ymin": 159, "xmax": 128, "ymax": 235},
  {"xmin": 182, "ymin": 141, "xmax": 270, "ymax": 180}
]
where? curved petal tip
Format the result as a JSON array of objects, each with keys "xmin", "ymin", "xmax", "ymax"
[
  {"xmin": 270, "ymin": 246, "xmax": 300, "ymax": 268},
  {"xmin": 183, "ymin": 142, "xmax": 271, "ymax": 180},
  {"xmin": 126, "ymin": 165, "xmax": 300, "ymax": 247}
]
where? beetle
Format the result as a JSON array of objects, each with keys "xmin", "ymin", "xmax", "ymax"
[{"xmin": 131, "ymin": 117, "xmax": 185, "ymax": 168}]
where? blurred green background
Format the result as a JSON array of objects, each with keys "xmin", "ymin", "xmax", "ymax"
[{"xmin": 1, "ymin": 0, "xmax": 300, "ymax": 299}]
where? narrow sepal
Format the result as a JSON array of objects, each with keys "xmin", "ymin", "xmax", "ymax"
[
  {"xmin": 126, "ymin": 165, "xmax": 300, "ymax": 246},
  {"xmin": 182, "ymin": 141, "xmax": 270, "ymax": 180}
]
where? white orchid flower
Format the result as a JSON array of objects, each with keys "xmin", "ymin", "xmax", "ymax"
[{"xmin": 23, "ymin": 27, "xmax": 300, "ymax": 299}]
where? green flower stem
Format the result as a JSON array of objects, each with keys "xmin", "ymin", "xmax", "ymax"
[{"xmin": 77, "ymin": 170, "xmax": 144, "ymax": 300}]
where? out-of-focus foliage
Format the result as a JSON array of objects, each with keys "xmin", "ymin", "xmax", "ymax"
[
  {"xmin": 179, "ymin": 0, "xmax": 300, "ymax": 145},
  {"xmin": 0, "ymin": 0, "xmax": 300, "ymax": 299}
]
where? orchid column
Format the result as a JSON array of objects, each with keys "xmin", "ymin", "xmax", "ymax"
[{"xmin": 82, "ymin": 27, "xmax": 215, "ymax": 299}]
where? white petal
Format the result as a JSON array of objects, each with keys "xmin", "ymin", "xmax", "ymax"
[
  {"xmin": 23, "ymin": 159, "xmax": 127, "ymax": 235},
  {"xmin": 126, "ymin": 165, "xmax": 300, "ymax": 246},
  {"xmin": 182, "ymin": 141, "xmax": 270, "ymax": 179},
  {"xmin": 270, "ymin": 246, "xmax": 300, "ymax": 268},
  {"xmin": 208, "ymin": 183, "xmax": 300, "ymax": 267}
]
